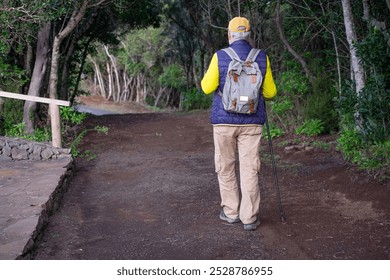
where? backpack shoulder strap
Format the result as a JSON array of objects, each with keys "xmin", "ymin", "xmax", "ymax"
[
  {"xmin": 246, "ymin": 48, "xmax": 267, "ymax": 76},
  {"xmin": 222, "ymin": 47, "xmax": 242, "ymax": 62},
  {"xmin": 246, "ymin": 48, "xmax": 261, "ymax": 62}
]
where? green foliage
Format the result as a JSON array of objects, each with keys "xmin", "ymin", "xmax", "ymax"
[
  {"xmin": 276, "ymin": 68, "xmax": 309, "ymax": 96},
  {"xmin": 6, "ymin": 122, "xmax": 26, "ymax": 137},
  {"xmin": 4, "ymin": 122, "xmax": 51, "ymax": 142},
  {"xmin": 302, "ymin": 74, "xmax": 339, "ymax": 134},
  {"xmin": 1, "ymin": 99, "xmax": 24, "ymax": 135},
  {"xmin": 356, "ymin": 76, "xmax": 390, "ymax": 142},
  {"xmin": 1, "ymin": 98, "xmax": 50, "ymax": 141},
  {"xmin": 269, "ymin": 96, "xmax": 298, "ymax": 134},
  {"xmin": 295, "ymin": 119, "xmax": 324, "ymax": 137},
  {"xmin": 182, "ymin": 88, "xmax": 212, "ymax": 111},
  {"xmin": 353, "ymin": 30, "xmax": 390, "ymax": 142},
  {"xmin": 337, "ymin": 128, "xmax": 364, "ymax": 163},
  {"xmin": 271, "ymin": 98, "xmax": 293, "ymax": 115},
  {"xmin": 60, "ymin": 107, "xmax": 86, "ymax": 125},
  {"xmin": 271, "ymin": 65, "xmax": 311, "ymax": 134},
  {"xmin": 263, "ymin": 125, "xmax": 284, "ymax": 140},
  {"xmin": 158, "ymin": 64, "xmax": 186, "ymax": 90},
  {"xmin": 27, "ymin": 127, "xmax": 51, "ymax": 142},
  {"xmin": 337, "ymin": 128, "xmax": 390, "ymax": 170},
  {"xmin": 356, "ymin": 29, "xmax": 390, "ymax": 74},
  {"xmin": 336, "ymin": 29, "xmax": 390, "ymax": 173},
  {"xmin": 119, "ymin": 27, "xmax": 168, "ymax": 76}
]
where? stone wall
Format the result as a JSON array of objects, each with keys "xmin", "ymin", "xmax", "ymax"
[{"xmin": 0, "ymin": 136, "xmax": 72, "ymax": 161}]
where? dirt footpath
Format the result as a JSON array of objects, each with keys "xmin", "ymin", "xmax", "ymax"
[{"xmin": 33, "ymin": 111, "xmax": 390, "ymax": 260}]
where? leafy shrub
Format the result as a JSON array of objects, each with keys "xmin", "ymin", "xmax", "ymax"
[
  {"xmin": 337, "ymin": 128, "xmax": 364, "ymax": 163},
  {"xmin": 263, "ymin": 125, "xmax": 284, "ymax": 140},
  {"xmin": 355, "ymin": 75, "xmax": 390, "ymax": 142},
  {"xmin": 271, "ymin": 98, "xmax": 293, "ymax": 115},
  {"xmin": 5, "ymin": 122, "xmax": 51, "ymax": 142},
  {"xmin": 295, "ymin": 119, "xmax": 324, "ymax": 137},
  {"xmin": 337, "ymin": 128, "xmax": 390, "ymax": 170},
  {"xmin": 277, "ymin": 69, "xmax": 309, "ymax": 96},
  {"xmin": 303, "ymin": 75, "xmax": 339, "ymax": 133},
  {"xmin": 354, "ymin": 29, "xmax": 390, "ymax": 142},
  {"xmin": 60, "ymin": 107, "xmax": 87, "ymax": 148},
  {"xmin": 158, "ymin": 64, "xmax": 186, "ymax": 90},
  {"xmin": 272, "ymin": 67, "xmax": 310, "ymax": 134},
  {"xmin": 1, "ymin": 99, "xmax": 24, "ymax": 135},
  {"xmin": 335, "ymin": 29, "xmax": 390, "ymax": 172},
  {"xmin": 183, "ymin": 88, "xmax": 212, "ymax": 111},
  {"xmin": 60, "ymin": 107, "xmax": 86, "ymax": 125},
  {"xmin": 6, "ymin": 122, "xmax": 25, "ymax": 137},
  {"xmin": 269, "ymin": 97, "xmax": 297, "ymax": 133}
]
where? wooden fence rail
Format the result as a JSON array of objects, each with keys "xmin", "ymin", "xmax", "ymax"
[{"xmin": 0, "ymin": 91, "xmax": 70, "ymax": 148}]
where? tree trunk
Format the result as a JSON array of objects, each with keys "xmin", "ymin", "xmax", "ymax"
[
  {"xmin": 23, "ymin": 23, "xmax": 51, "ymax": 134},
  {"xmin": 154, "ymin": 87, "xmax": 166, "ymax": 107},
  {"xmin": 341, "ymin": 0, "xmax": 366, "ymax": 130},
  {"xmin": 59, "ymin": 40, "xmax": 75, "ymax": 101},
  {"xmin": 332, "ymin": 31, "xmax": 342, "ymax": 98},
  {"xmin": 136, "ymin": 75, "xmax": 144, "ymax": 103},
  {"xmin": 49, "ymin": 0, "xmax": 89, "ymax": 100},
  {"xmin": 104, "ymin": 45, "xmax": 121, "ymax": 102},
  {"xmin": 275, "ymin": 0, "xmax": 314, "ymax": 83},
  {"xmin": 341, "ymin": 0, "xmax": 366, "ymax": 95},
  {"xmin": 70, "ymin": 37, "xmax": 93, "ymax": 105},
  {"xmin": 48, "ymin": 0, "xmax": 89, "ymax": 147}
]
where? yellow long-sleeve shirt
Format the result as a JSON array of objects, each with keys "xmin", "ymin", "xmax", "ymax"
[{"xmin": 201, "ymin": 53, "xmax": 277, "ymax": 100}]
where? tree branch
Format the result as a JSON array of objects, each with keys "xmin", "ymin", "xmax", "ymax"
[{"xmin": 275, "ymin": 0, "xmax": 314, "ymax": 83}]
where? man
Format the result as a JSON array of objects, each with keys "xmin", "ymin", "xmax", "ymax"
[{"xmin": 201, "ymin": 17, "xmax": 277, "ymax": 231}]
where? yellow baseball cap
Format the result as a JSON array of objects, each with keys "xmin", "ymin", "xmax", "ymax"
[{"xmin": 228, "ymin": 17, "xmax": 250, "ymax": 32}]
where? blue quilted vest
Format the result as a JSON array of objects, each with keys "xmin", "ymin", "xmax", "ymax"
[{"xmin": 211, "ymin": 40, "xmax": 267, "ymax": 125}]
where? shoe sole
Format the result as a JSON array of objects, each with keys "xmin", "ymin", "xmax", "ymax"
[
  {"xmin": 244, "ymin": 220, "xmax": 261, "ymax": 231},
  {"xmin": 219, "ymin": 212, "xmax": 240, "ymax": 224}
]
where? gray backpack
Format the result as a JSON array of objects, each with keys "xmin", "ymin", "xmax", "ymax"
[{"xmin": 219, "ymin": 47, "xmax": 263, "ymax": 114}]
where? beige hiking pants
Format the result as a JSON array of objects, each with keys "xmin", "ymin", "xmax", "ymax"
[{"xmin": 213, "ymin": 125, "xmax": 262, "ymax": 224}]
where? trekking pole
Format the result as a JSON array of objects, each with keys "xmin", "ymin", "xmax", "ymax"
[{"xmin": 264, "ymin": 101, "xmax": 286, "ymax": 222}]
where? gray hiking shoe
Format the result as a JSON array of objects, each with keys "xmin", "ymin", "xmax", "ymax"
[
  {"xmin": 243, "ymin": 219, "xmax": 261, "ymax": 231},
  {"xmin": 219, "ymin": 209, "xmax": 240, "ymax": 224}
]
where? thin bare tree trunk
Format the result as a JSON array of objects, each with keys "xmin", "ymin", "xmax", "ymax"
[
  {"xmin": 90, "ymin": 58, "xmax": 106, "ymax": 98},
  {"xmin": 104, "ymin": 46, "xmax": 121, "ymax": 102},
  {"xmin": 129, "ymin": 77, "xmax": 136, "ymax": 101},
  {"xmin": 341, "ymin": 0, "xmax": 366, "ymax": 130},
  {"xmin": 154, "ymin": 87, "xmax": 166, "ymax": 107},
  {"xmin": 23, "ymin": 23, "xmax": 51, "ymax": 134},
  {"xmin": 70, "ymin": 37, "xmax": 93, "ymax": 105},
  {"xmin": 332, "ymin": 31, "xmax": 342, "ymax": 98},
  {"xmin": 106, "ymin": 61, "xmax": 113, "ymax": 100},
  {"xmin": 136, "ymin": 75, "xmax": 145, "ymax": 103},
  {"xmin": 121, "ymin": 71, "xmax": 130, "ymax": 102},
  {"xmin": 341, "ymin": 0, "xmax": 366, "ymax": 95}
]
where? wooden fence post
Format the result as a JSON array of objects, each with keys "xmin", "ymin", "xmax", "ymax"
[{"xmin": 49, "ymin": 104, "xmax": 62, "ymax": 148}]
